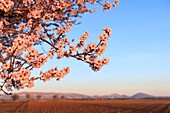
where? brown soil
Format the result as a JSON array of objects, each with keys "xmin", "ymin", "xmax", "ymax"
[{"xmin": 0, "ymin": 99, "xmax": 170, "ymax": 113}]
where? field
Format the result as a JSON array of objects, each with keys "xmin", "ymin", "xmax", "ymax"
[{"xmin": 0, "ymin": 99, "xmax": 170, "ymax": 113}]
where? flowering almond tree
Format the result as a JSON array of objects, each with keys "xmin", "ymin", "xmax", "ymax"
[{"xmin": 0, "ymin": 0, "xmax": 119, "ymax": 95}]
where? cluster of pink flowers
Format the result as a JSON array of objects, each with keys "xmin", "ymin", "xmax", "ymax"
[
  {"xmin": 0, "ymin": 0, "xmax": 14, "ymax": 12},
  {"xmin": 69, "ymin": 45, "xmax": 77, "ymax": 53},
  {"xmin": 103, "ymin": 0, "xmax": 119, "ymax": 11},
  {"xmin": 87, "ymin": 42, "xmax": 97, "ymax": 51},
  {"xmin": 76, "ymin": 31, "xmax": 89, "ymax": 49},
  {"xmin": 27, "ymin": 80, "xmax": 34, "ymax": 88},
  {"xmin": 74, "ymin": 28, "xmax": 111, "ymax": 71},
  {"xmin": 0, "ymin": 0, "xmax": 119, "ymax": 94},
  {"xmin": 54, "ymin": 67, "xmax": 70, "ymax": 80},
  {"xmin": 4, "ymin": 69, "xmax": 31, "ymax": 91},
  {"xmin": 113, "ymin": 0, "xmax": 119, "ymax": 7},
  {"xmin": 24, "ymin": 47, "xmax": 48, "ymax": 68},
  {"xmin": 103, "ymin": 1, "xmax": 112, "ymax": 11},
  {"xmin": 52, "ymin": 27, "xmax": 111, "ymax": 72},
  {"xmin": 1, "ymin": 63, "xmax": 10, "ymax": 71},
  {"xmin": 28, "ymin": 9, "xmax": 42, "ymax": 19},
  {"xmin": 40, "ymin": 66, "xmax": 70, "ymax": 82},
  {"xmin": 12, "ymin": 69, "xmax": 30, "ymax": 84}
]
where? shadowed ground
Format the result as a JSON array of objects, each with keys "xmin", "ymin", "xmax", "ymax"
[{"xmin": 0, "ymin": 99, "xmax": 170, "ymax": 113}]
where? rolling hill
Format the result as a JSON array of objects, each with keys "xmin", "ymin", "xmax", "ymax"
[{"xmin": 0, "ymin": 92, "xmax": 169, "ymax": 100}]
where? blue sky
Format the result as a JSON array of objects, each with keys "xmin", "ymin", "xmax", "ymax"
[{"xmin": 21, "ymin": 0, "xmax": 170, "ymax": 96}]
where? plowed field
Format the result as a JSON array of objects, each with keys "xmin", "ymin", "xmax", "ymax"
[{"xmin": 0, "ymin": 99, "xmax": 170, "ymax": 113}]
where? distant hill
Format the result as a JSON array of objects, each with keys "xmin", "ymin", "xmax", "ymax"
[
  {"xmin": 131, "ymin": 93, "xmax": 155, "ymax": 98},
  {"xmin": 0, "ymin": 92, "xmax": 90, "ymax": 100},
  {"xmin": 0, "ymin": 92, "xmax": 169, "ymax": 100},
  {"xmin": 101, "ymin": 93, "xmax": 129, "ymax": 99}
]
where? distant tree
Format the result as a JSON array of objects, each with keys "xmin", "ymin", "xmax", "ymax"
[
  {"xmin": 53, "ymin": 94, "xmax": 58, "ymax": 100},
  {"xmin": 0, "ymin": 0, "xmax": 119, "ymax": 95},
  {"xmin": 36, "ymin": 94, "xmax": 42, "ymax": 101},
  {"xmin": 25, "ymin": 93, "xmax": 31, "ymax": 102},
  {"xmin": 11, "ymin": 94, "xmax": 19, "ymax": 101},
  {"xmin": 60, "ymin": 95, "xmax": 65, "ymax": 100},
  {"xmin": 95, "ymin": 96, "xmax": 102, "ymax": 100}
]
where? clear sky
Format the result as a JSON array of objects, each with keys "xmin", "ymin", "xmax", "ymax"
[{"xmin": 21, "ymin": 0, "xmax": 170, "ymax": 96}]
